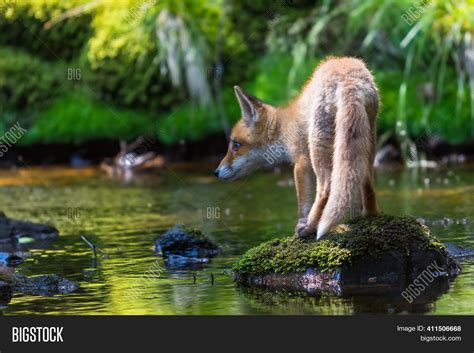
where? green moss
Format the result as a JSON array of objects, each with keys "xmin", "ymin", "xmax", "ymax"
[{"xmin": 233, "ymin": 215, "xmax": 446, "ymax": 275}]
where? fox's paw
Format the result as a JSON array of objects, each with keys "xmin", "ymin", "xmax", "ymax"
[
  {"xmin": 295, "ymin": 219, "xmax": 316, "ymax": 238},
  {"xmin": 294, "ymin": 218, "xmax": 306, "ymax": 235}
]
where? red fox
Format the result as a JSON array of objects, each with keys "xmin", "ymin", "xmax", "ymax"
[{"xmin": 215, "ymin": 57, "xmax": 379, "ymax": 239}]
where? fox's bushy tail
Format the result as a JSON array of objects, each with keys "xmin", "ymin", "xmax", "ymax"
[{"xmin": 316, "ymin": 88, "xmax": 373, "ymax": 239}]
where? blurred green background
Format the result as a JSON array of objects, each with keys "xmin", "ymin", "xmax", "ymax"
[{"xmin": 1, "ymin": 0, "xmax": 473, "ymax": 147}]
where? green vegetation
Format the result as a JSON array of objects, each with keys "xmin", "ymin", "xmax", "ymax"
[
  {"xmin": 233, "ymin": 215, "xmax": 445, "ymax": 275},
  {"xmin": 0, "ymin": 47, "xmax": 64, "ymax": 112},
  {"xmin": 25, "ymin": 93, "xmax": 157, "ymax": 144},
  {"xmin": 0, "ymin": 0, "xmax": 473, "ymax": 146}
]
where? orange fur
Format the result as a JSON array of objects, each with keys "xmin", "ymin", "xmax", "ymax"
[{"xmin": 215, "ymin": 57, "xmax": 379, "ymax": 238}]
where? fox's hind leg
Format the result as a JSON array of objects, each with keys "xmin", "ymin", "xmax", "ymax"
[
  {"xmin": 362, "ymin": 130, "xmax": 378, "ymax": 216},
  {"xmin": 309, "ymin": 167, "xmax": 331, "ymax": 226},
  {"xmin": 362, "ymin": 173, "xmax": 378, "ymax": 215}
]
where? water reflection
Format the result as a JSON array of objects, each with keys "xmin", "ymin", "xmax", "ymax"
[
  {"xmin": 0, "ymin": 165, "xmax": 471, "ymax": 315},
  {"xmin": 240, "ymin": 275, "xmax": 454, "ymax": 314}
]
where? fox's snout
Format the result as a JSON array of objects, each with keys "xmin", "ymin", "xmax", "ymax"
[
  {"xmin": 214, "ymin": 153, "xmax": 229, "ymax": 179},
  {"xmin": 214, "ymin": 160, "xmax": 235, "ymax": 180},
  {"xmin": 214, "ymin": 166, "xmax": 229, "ymax": 178}
]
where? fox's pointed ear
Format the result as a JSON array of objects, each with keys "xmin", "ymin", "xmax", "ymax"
[{"xmin": 234, "ymin": 85, "xmax": 263, "ymax": 126}]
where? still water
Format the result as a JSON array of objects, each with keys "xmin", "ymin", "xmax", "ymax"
[{"xmin": 0, "ymin": 164, "xmax": 472, "ymax": 315}]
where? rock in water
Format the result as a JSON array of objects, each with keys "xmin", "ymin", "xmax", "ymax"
[
  {"xmin": 0, "ymin": 252, "xmax": 23, "ymax": 266},
  {"xmin": 0, "ymin": 280, "xmax": 12, "ymax": 304},
  {"xmin": 233, "ymin": 215, "xmax": 460, "ymax": 296},
  {"xmin": 155, "ymin": 225, "xmax": 219, "ymax": 267},
  {"xmin": 12, "ymin": 274, "xmax": 79, "ymax": 296},
  {"xmin": 0, "ymin": 211, "xmax": 58, "ymax": 242},
  {"xmin": 444, "ymin": 242, "xmax": 474, "ymax": 259}
]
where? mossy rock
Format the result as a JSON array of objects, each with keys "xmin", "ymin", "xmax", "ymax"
[
  {"xmin": 234, "ymin": 215, "xmax": 460, "ymax": 295},
  {"xmin": 155, "ymin": 225, "xmax": 219, "ymax": 268}
]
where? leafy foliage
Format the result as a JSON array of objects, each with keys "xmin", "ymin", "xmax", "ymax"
[
  {"xmin": 0, "ymin": 47, "xmax": 65, "ymax": 113},
  {"xmin": 23, "ymin": 93, "xmax": 156, "ymax": 144},
  {"xmin": 0, "ymin": 0, "xmax": 92, "ymax": 60},
  {"xmin": 0, "ymin": 0, "xmax": 473, "ymax": 145}
]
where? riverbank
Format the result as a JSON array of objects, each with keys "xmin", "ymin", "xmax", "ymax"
[
  {"xmin": 0, "ymin": 133, "xmax": 229, "ymax": 168},
  {"xmin": 2, "ymin": 133, "xmax": 474, "ymax": 170}
]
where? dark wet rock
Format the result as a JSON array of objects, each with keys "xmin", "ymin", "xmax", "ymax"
[
  {"xmin": 11, "ymin": 274, "xmax": 79, "ymax": 296},
  {"xmin": 166, "ymin": 254, "xmax": 210, "ymax": 264},
  {"xmin": 0, "ymin": 211, "xmax": 58, "ymax": 243},
  {"xmin": 444, "ymin": 243, "xmax": 474, "ymax": 259},
  {"xmin": 155, "ymin": 225, "xmax": 219, "ymax": 267},
  {"xmin": 0, "ymin": 252, "xmax": 23, "ymax": 267},
  {"xmin": 0, "ymin": 280, "xmax": 12, "ymax": 304},
  {"xmin": 0, "ymin": 213, "xmax": 58, "ymax": 266},
  {"xmin": 234, "ymin": 215, "xmax": 460, "ymax": 296}
]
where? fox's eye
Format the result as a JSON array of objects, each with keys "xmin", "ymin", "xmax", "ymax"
[{"xmin": 232, "ymin": 140, "xmax": 241, "ymax": 151}]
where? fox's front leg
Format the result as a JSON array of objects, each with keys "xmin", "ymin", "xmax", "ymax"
[
  {"xmin": 296, "ymin": 140, "xmax": 333, "ymax": 238},
  {"xmin": 293, "ymin": 156, "xmax": 314, "ymax": 232}
]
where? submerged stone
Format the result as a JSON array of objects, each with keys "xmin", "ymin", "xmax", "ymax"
[
  {"xmin": 0, "ymin": 252, "xmax": 23, "ymax": 266},
  {"xmin": 11, "ymin": 274, "xmax": 79, "ymax": 296},
  {"xmin": 234, "ymin": 215, "xmax": 460, "ymax": 296},
  {"xmin": 444, "ymin": 242, "xmax": 474, "ymax": 259},
  {"xmin": 155, "ymin": 225, "xmax": 219, "ymax": 267},
  {"xmin": 0, "ymin": 211, "xmax": 58, "ymax": 243},
  {"xmin": 0, "ymin": 280, "xmax": 12, "ymax": 304}
]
